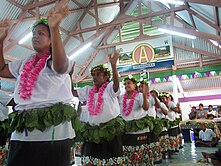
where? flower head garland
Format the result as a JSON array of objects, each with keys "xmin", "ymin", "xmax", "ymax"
[
  {"xmin": 90, "ymin": 64, "xmax": 111, "ymax": 81},
  {"xmin": 122, "ymin": 90, "xmax": 138, "ymax": 116},
  {"xmin": 137, "ymin": 77, "xmax": 148, "ymax": 87},
  {"xmin": 88, "ymin": 82, "xmax": 109, "ymax": 115},
  {"xmin": 123, "ymin": 74, "xmax": 138, "ymax": 85},
  {"xmin": 19, "ymin": 51, "xmax": 50, "ymax": 100},
  {"xmin": 159, "ymin": 91, "xmax": 170, "ymax": 98}
]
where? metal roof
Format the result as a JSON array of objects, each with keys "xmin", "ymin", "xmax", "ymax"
[{"xmin": 0, "ymin": 0, "xmax": 221, "ymax": 99}]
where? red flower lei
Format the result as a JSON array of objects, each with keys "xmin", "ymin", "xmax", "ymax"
[
  {"xmin": 19, "ymin": 51, "xmax": 50, "ymax": 100},
  {"xmin": 87, "ymin": 82, "xmax": 109, "ymax": 115},
  {"xmin": 122, "ymin": 90, "xmax": 138, "ymax": 116}
]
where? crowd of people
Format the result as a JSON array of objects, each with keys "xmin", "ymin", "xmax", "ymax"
[{"xmin": 189, "ymin": 104, "xmax": 221, "ymax": 120}]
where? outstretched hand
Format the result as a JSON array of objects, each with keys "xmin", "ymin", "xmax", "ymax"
[
  {"xmin": 47, "ymin": 4, "xmax": 70, "ymax": 29},
  {"xmin": 109, "ymin": 50, "xmax": 119, "ymax": 66},
  {"xmin": 141, "ymin": 83, "xmax": 149, "ymax": 96},
  {"xmin": 0, "ymin": 19, "xmax": 10, "ymax": 41}
]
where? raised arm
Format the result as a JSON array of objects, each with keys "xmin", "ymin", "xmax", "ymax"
[
  {"xmin": 109, "ymin": 51, "xmax": 119, "ymax": 93},
  {"xmin": 0, "ymin": 19, "xmax": 14, "ymax": 78},
  {"xmin": 141, "ymin": 83, "xmax": 149, "ymax": 110},
  {"xmin": 69, "ymin": 62, "xmax": 78, "ymax": 97},
  {"xmin": 47, "ymin": 4, "xmax": 70, "ymax": 74}
]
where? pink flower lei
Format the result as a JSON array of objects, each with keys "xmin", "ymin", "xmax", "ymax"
[
  {"xmin": 19, "ymin": 51, "xmax": 50, "ymax": 100},
  {"xmin": 122, "ymin": 90, "xmax": 138, "ymax": 116},
  {"xmin": 87, "ymin": 82, "xmax": 109, "ymax": 115}
]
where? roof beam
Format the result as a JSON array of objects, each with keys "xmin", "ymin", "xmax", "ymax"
[
  {"xmin": 187, "ymin": 8, "xmax": 221, "ymax": 34},
  {"xmin": 69, "ymin": 5, "xmax": 188, "ymax": 35},
  {"xmin": 185, "ymin": 0, "xmax": 221, "ymax": 7},
  {"xmin": 173, "ymin": 43, "xmax": 221, "ymax": 59},
  {"xmin": 160, "ymin": 25, "xmax": 221, "ymax": 42}
]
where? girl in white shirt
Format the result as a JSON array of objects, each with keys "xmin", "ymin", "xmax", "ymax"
[
  {"xmin": 160, "ymin": 93, "xmax": 180, "ymax": 158},
  {"xmin": 0, "ymin": 5, "xmax": 77, "ymax": 166},
  {"xmin": 72, "ymin": 52, "xmax": 125, "ymax": 166},
  {"xmin": 157, "ymin": 93, "xmax": 170, "ymax": 159},
  {"xmin": 119, "ymin": 76, "xmax": 152, "ymax": 165}
]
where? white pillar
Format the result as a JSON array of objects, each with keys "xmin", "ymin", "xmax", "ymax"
[{"xmin": 172, "ymin": 75, "xmax": 178, "ymax": 104}]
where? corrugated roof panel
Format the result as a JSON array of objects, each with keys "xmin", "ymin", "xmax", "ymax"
[
  {"xmin": 65, "ymin": 37, "xmax": 81, "ymax": 55},
  {"xmin": 60, "ymin": 12, "xmax": 83, "ymax": 31},
  {"xmin": 98, "ymin": 5, "xmax": 119, "ymax": 23},
  {"xmin": 39, "ymin": 3, "xmax": 55, "ymax": 16},
  {"xmin": 10, "ymin": 20, "xmax": 34, "ymax": 40},
  {"xmin": 16, "ymin": 0, "xmax": 32, "ymax": 6},
  {"xmin": 68, "ymin": 0, "xmax": 79, "ymax": 10},
  {"xmin": 0, "ymin": 1, "xmax": 22, "ymax": 20}
]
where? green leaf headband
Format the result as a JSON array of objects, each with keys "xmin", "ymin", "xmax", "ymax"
[
  {"xmin": 159, "ymin": 91, "xmax": 170, "ymax": 97},
  {"xmin": 32, "ymin": 18, "xmax": 49, "ymax": 30},
  {"xmin": 90, "ymin": 64, "xmax": 111, "ymax": 77}
]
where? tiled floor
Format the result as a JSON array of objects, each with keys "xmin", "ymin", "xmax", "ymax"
[
  {"xmin": 158, "ymin": 142, "xmax": 217, "ymax": 166},
  {"xmin": 73, "ymin": 142, "xmax": 218, "ymax": 166}
]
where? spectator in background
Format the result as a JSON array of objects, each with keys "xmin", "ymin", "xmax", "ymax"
[
  {"xmin": 195, "ymin": 123, "xmax": 218, "ymax": 147},
  {"xmin": 198, "ymin": 103, "xmax": 207, "ymax": 119},
  {"xmin": 189, "ymin": 106, "xmax": 198, "ymax": 120},
  {"xmin": 207, "ymin": 105, "xmax": 216, "ymax": 119},
  {"xmin": 216, "ymin": 106, "xmax": 221, "ymax": 118}
]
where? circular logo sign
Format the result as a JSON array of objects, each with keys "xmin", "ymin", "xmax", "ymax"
[{"xmin": 132, "ymin": 44, "xmax": 155, "ymax": 64}]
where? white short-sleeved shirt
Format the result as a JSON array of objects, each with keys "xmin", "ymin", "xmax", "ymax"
[
  {"xmin": 8, "ymin": 56, "xmax": 75, "ymax": 141},
  {"xmin": 156, "ymin": 102, "xmax": 168, "ymax": 119},
  {"xmin": 0, "ymin": 90, "xmax": 12, "ymax": 121},
  {"xmin": 167, "ymin": 101, "xmax": 176, "ymax": 121},
  {"xmin": 199, "ymin": 128, "xmax": 217, "ymax": 141},
  {"xmin": 77, "ymin": 82, "xmax": 121, "ymax": 126},
  {"xmin": 119, "ymin": 92, "xmax": 149, "ymax": 121},
  {"xmin": 147, "ymin": 95, "xmax": 158, "ymax": 118},
  {"xmin": 207, "ymin": 110, "xmax": 216, "ymax": 116}
]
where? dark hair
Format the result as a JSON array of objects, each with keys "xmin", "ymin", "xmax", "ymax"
[
  {"xmin": 90, "ymin": 64, "xmax": 111, "ymax": 82},
  {"xmin": 32, "ymin": 18, "xmax": 50, "ymax": 36},
  {"xmin": 169, "ymin": 94, "xmax": 174, "ymax": 101},
  {"xmin": 199, "ymin": 103, "xmax": 204, "ymax": 107},
  {"xmin": 123, "ymin": 75, "xmax": 138, "ymax": 84},
  {"xmin": 32, "ymin": 18, "xmax": 52, "ymax": 68}
]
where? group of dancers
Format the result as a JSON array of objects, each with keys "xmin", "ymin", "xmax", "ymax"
[{"xmin": 0, "ymin": 3, "xmax": 182, "ymax": 166}]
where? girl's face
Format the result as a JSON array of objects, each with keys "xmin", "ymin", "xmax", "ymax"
[
  {"xmin": 138, "ymin": 83, "xmax": 143, "ymax": 92},
  {"xmin": 160, "ymin": 96, "xmax": 168, "ymax": 104},
  {"xmin": 91, "ymin": 70, "xmax": 108, "ymax": 87},
  {"xmin": 124, "ymin": 79, "xmax": 136, "ymax": 92},
  {"xmin": 32, "ymin": 24, "xmax": 51, "ymax": 53}
]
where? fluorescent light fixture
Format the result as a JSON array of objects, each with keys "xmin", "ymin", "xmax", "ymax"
[
  {"xmin": 153, "ymin": 0, "xmax": 184, "ymax": 5},
  {"xmin": 158, "ymin": 28, "xmax": 196, "ymax": 39},
  {"xmin": 176, "ymin": 77, "xmax": 184, "ymax": 93},
  {"xmin": 69, "ymin": 42, "xmax": 92, "ymax": 60},
  {"xmin": 210, "ymin": 40, "xmax": 219, "ymax": 46},
  {"xmin": 18, "ymin": 32, "xmax": 33, "ymax": 44}
]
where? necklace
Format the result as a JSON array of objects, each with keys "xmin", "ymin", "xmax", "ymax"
[
  {"xmin": 19, "ymin": 51, "xmax": 50, "ymax": 100},
  {"xmin": 88, "ymin": 82, "xmax": 109, "ymax": 115},
  {"xmin": 122, "ymin": 90, "xmax": 138, "ymax": 116}
]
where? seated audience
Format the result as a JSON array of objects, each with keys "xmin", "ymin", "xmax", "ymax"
[
  {"xmin": 216, "ymin": 105, "xmax": 221, "ymax": 118},
  {"xmin": 198, "ymin": 103, "xmax": 207, "ymax": 119},
  {"xmin": 195, "ymin": 123, "xmax": 218, "ymax": 147},
  {"xmin": 207, "ymin": 105, "xmax": 216, "ymax": 119},
  {"xmin": 189, "ymin": 106, "xmax": 198, "ymax": 120}
]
